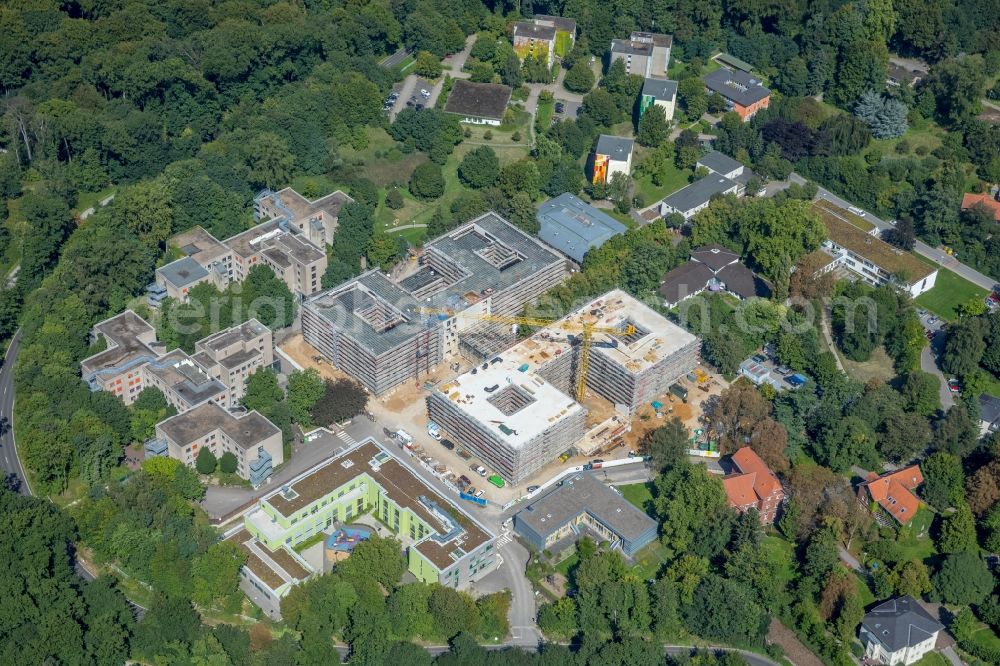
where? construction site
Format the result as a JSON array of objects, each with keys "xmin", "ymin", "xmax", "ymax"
[
  {"xmin": 426, "ymin": 290, "xmax": 702, "ymax": 483},
  {"xmin": 300, "ymin": 212, "xmax": 567, "ymax": 395}
]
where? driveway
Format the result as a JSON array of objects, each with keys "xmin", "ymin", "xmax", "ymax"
[{"xmin": 916, "ymin": 309, "xmax": 954, "ymax": 409}]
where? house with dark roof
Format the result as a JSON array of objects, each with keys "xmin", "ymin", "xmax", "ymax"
[
  {"xmin": 610, "ymin": 31, "xmax": 672, "ymax": 78},
  {"xmin": 640, "ymin": 78, "xmax": 678, "ymax": 121},
  {"xmin": 703, "ymin": 68, "xmax": 771, "ymax": 122},
  {"xmin": 514, "ymin": 472, "xmax": 658, "ymax": 558},
  {"xmin": 722, "ymin": 447, "xmax": 785, "ymax": 524},
  {"xmin": 858, "ymin": 466, "xmax": 924, "ymax": 527},
  {"xmin": 592, "ymin": 135, "xmax": 634, "ymax": 185},
  {"xmin": 443, "ymin": 80, "xmax": 512, "ymax": 126},
  {"xmin": 980, "ymin": 394, "xmax": 1000, "ymax": 436},
  {"xmin": 536, "ymin": 192, "xmax": 627, "ymax": 262},
  {"xmin": 658, "ymin": 245, "xmax": 772, "ymax": 307},
  {"xmin": 860, "ymin": 596, "xmax": 944, "ymax": 665}
]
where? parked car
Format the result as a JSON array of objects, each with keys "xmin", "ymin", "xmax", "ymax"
[
  {"xmin": 420, "ymin": 88, "xmax": 430, "ymax": 97},
  {"xmin": 928, "ymin": 316, "xmax": 939, "ymax": 325},
  {"xmin": 558, "ymin": 452, "xmax": 571, "ymax": 463},
  {"xmin": 775, "ymin": 365, "xmax": 792, "ymax": 375},
  {"xmin": 527, "ymin": 485, "xmax": 540, "ymax": 493},
  {"xmin": 475, "ymin": 488, "xmax": 486, "ymax": 498},
  {"xmin": 591, "ymin": 458, "xmax": 605, "ymax": 465},
  {"xmin": 471, "ymin": 464, "xmax": 487, "ymax": 477},
  {"xmin": 848, "ymin": 206, "xmax": 866, "ymax": 217},
  {"xmin": 554, "ymin": 102, "xmax": 565, "ymax": 113},
  {"xmin": 948, "ymin": 378, "xmax": 961, "ymax": 393},
  {"xmin": 458, "ymin": 475, "xmax": 472, "ymax": 488},
  {"xmin": 466, "ymin": 485, "xmax": 477, "ymax": 495},
  {"xmin": 440, "ymin": 438, "xmax": 455, "ymax": 450}
]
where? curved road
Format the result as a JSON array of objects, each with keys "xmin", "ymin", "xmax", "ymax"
[{"xmin": 0, "ymin": 330, "xmax": 28, "ymax": 494}]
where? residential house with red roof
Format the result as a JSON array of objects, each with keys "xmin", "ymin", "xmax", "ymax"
[
  {"xmin": 960, "ymin": 193, "xmax": 1000, "ymax": 222},
  {"xmin": 858, "ymin": 466, "xmax": 923, "ymax": 526},
  {"xmin": 722, "ymin": 447, "xmax": 785, "ymax": 524}
]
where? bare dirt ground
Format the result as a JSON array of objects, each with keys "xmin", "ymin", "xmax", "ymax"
[{"xmin": 767, "ymin": 618, "xmax": 825, "ymax": 666}]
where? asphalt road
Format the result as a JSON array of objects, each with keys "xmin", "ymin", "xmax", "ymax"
[
  {"xmin": 379, "ymin": 47, "xmax": 411, "ymax": 69},
  {"xmin": 0, "ymin": 330, "xmax": 28, "ymax": 494},
  {"xmin": 791, "ymin": 174, "xmax": 998, "ymax": 292}
]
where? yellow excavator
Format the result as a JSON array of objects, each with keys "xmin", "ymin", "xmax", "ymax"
[{"xmin": 421, "ymin": 308, "xmax": 635, "ymax": 403}]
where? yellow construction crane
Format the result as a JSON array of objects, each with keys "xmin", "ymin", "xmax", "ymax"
[{"xmin": 421, "ymin": 308, "xmax": 635, "ymax": 403}]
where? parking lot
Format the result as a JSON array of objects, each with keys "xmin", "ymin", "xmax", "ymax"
[{"xmin": 552, "ymin": 98, "xmax": 581, "ymax": 124}]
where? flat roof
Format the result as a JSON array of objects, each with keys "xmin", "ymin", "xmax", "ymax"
[
  {"xmin": 81, "ymin": 310, "xmax": 159, "ymax": 378},
  {"xmin": 196, "ymin": 319, "xmax": 268, "ymax": 355},
  {"xmin": 308, "ymin": 212, "xmax": 563, "ymax": 356},
  {"xmin": 398, "ymin": 212, "xmax": 564, "ymax": 310},
  {"xmin": 610, "ymin": 39, "xmax": 653, "ymax": 57},
  {"xmin": 157, "ymin": 402, "xmax": 279, "ymax": 449},
  {"xmin": 820, "ymin": 208, "xmax": 935, "ymax": 282},
  {"xmin": 703, "ymin": 68, "xmax": 770, "ymax": 106},
  {"xmin": 595, "ymin": 135, "xmax": 633, "ymax": 161},
  {"xmin": 225, "ymin": 527, "xmax": 311, "ymax": 590},
  {"xmin": 227, "ymin": 219, "xmax": 284, "ymax": 258},
  {"xmin": 169, "ymin": 226, "xmax": 230, "ymax": 265},
  {"xmin": 662, "ymin": 174, "xmax": 738, "ymax": 213},
  {"xmin": 814, "ymin": 198, "xmax": 875, "ymax": 231},
  {"xmin": 515, "ymin": 472, "xmax": 656, "ymax": 543},
  {"xmin": 697, "ymin": 150, "xmax": 744, "ymax": 175},
  {"xmin": 305, "ymin": 271, "xmax": 428, "ymax": 357},
  {"xmin": 443, "ymin": 80, "xmax": 512, "ymax": 121},
  {"xmin": 536, "ymin": 192, "xmax": 627, "ymax": 263},
  {"xmin": 271, "ymin": 188, "xmax": 352, "ymax": 223},
  {"xmin": 512, "ymin": 289, "xmax": 697, "ymax": 376},
  {"xmin": 262, "ymin": 438, "xmax": 493, "ymax": 570},
  {"xmin": 265, "ymin": 232, "xmax": 325, "ymax": 265},
  {"xmin": 533, "ymin": 15, "xmax": 577, "ymax": 33},
  {"xmin": 145, "ymin": 350, "xmax": 227, "ymax": 407},
  {"xmin": 157, "ymin": 256, "xmax": 210, "ymax": 289},
  {"xmin": 513, "ymin": 21, "xmax": 556, "ymax": 41},
  {"xmin": 434, "ymin": 356, "xmax": 583, "ymax": 450},
  {"xmin": 630, "ymin": 31, "xmax": 672, "ymax": 48},
  {"xmin": 642, "ymin": 78, "xmax": 677, "ymax": 100}
]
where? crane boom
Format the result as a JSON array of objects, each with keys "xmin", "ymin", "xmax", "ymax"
[{"xmin": 421, "ymin": 308, "xmax": 635, "ymax": 402}]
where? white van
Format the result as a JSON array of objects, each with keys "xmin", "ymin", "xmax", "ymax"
[
  {"xmin": 848, "ymin": 206, "xmax": 866, "ymax": 217},
  {"xmin": 426, "ymin": 422, "xmax": 442, "ymax": 441},
  {"xmin": 396, "ymin": 429, "xmax": 413, "ymax": 446}
]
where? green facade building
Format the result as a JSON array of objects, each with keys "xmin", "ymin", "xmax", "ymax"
[{"xmin": 227, "ymin": 437, "xmax": 498, "ymax": 619}]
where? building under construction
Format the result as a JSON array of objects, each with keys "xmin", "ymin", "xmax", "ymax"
[
  {"xmin": 427, "ymin": 351, "xmax": 586, "ymax": 484},
  {"xmin": 533, "ymin": 290, "xmax": 700, "ymax": 414},
  {"xmin": 426, "ymin": 289, "xmax": 700, "ymax": 482},
  {"xmin": 301, "ymin": 212, "xmax": 567, "ymax": 395}
]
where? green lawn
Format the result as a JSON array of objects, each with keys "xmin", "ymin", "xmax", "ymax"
[
  {"xmin": 895, "ymin": 506, "xmax": 936, "ymax": 562},
  {"xmin": 73, "ymin": 186, "xmax": 116, "ymax": 214},
  {"xmin": 554, "ymin": 552, "xmax": 579, "ymax": 578},
  {"xmin": 970, "ymin": 624, "xmax": 1000, "ymax": 651},
  {"xmin": 909, "ymin": 652, "xmax": 949, "ymax": 666},
  {"xmin": 853, "ymin": 572, "xmax": 875, "ymax": 607},
  {"xmin": 865, "ymin": 123, "xmax": 945, "ymax": 160},
  {"xmin": 630, "ymin": 539, "xmax": 670, "ymax": 580},
  {"xmin": 915, "ymin": 267, "xmax": 989, "ymax": 322},
  {"xmin": 619, "ymin": 482, "xmax": 655, "ymax": 516},
  {"xmin": 760, "ymin": 535, "xmax": 797, "ymax": 591},
  {"xmin": 536, "ymin": 98, "xmax": 554, "ymax": 133},
  {"xmin": 633, "ymin": 158, "xmax": 694, "ymax": 207}
]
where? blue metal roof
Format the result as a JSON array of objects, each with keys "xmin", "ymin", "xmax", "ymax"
[{"xmin": 536, "ymin": 193, "xmax": 627, "ymax": 262}]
